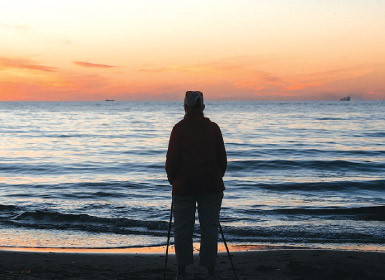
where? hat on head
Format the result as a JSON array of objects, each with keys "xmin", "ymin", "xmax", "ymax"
[{"xmin": 184, "ymin": 91, "xmax": 204, "ymax": 108}]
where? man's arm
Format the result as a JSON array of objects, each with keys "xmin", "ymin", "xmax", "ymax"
[
  {"xmin": 165, "ymin": 125, "xmax": 180, "ymax": 185},
  {"xmin": 216, "ymin": 125, "xmax": 227, "ymax": 177}
]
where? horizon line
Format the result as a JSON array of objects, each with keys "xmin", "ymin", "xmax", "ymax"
[{"xmin": 1, "ymin": 99, "xmax": 383, "ymax": 102}]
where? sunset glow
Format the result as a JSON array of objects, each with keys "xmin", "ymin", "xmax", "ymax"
[{"xmin": 1, "ymin": 0, "xmax": 384, "ymax": 101}]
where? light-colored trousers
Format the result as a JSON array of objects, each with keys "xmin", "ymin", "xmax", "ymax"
[{"xmin": 173, "ymin": 192, "xmax": 223, "ymax": 267}]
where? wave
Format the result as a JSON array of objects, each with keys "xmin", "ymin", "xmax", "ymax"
[
  {"xmin": 227, "ymin": 148, "xmax": 385, "ymax": 157},
  {"xmin": 221, "ymin": 224, "xmax": 385, "ymax": 244},
  {"xmin": 2, "ymin": 156, "xmax": 383, "ymax": 178},
  {"xmin": 250, "ymin": 180, "xmax": 385, "ymax": 192},
  {"xmin": 1, "ymin": 204, "xmax": 384, "ymax": 245},
  {"xmin": 228, "ymin": 159, "xmax": 385, "ymax": 172},
  {"xmin": 0, "ymin": 206, "xmax": 169, "ymax": 236},
  {"xmin": 0, "ymin": 181, "xmax": 170, "ymax": 201},
  {"xmin": 239, "ymin": 206, "xmax": 385, "ymax": 221},
  {"xmin": 0, "ymin": 180, "xmax": 161, "ymax": 191},
  {"xmin": 363, "ymin": 132, "xmax": 385, "ymax": 138},
  {"xmin": 0, "ymin": 162, "xmax": 163, "ymax": 175},
  {"xmin": 0, "ymin": 162, "xmax": 102, "ymax": 174},
  {"xmin": 315, "ymin": 117, "xmax": 345, "ymax": 120}
]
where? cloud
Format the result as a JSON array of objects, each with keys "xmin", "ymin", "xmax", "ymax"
[
  {"xmin": 0, "ymin": 22, "xmax": 29, "ymax": 32},
  {"xmin": 0, "ymin": 70, "xmax": 121, "ymax": 101},
  {"xmin": 136, "ymin": 56, "xmax": 385, "ymax": 101},
  {"xmin": 0, "ymin": 57, "xmax": 56, "ymax": 72},
  {"xmin": 283, "ymin": 66, "xmax": 373, "ymax": 91},
  {"xmin": 74, "ymin": 61, "xmax": 116, "ymax": 68},
  {"xmin": 139, "ymin": 56, "xmax": 253, "ymax": 74},
  {"xmin": 139, "ymin": 67, "xmax": 168, "ymax": 72}
]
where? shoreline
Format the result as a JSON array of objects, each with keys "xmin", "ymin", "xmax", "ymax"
[
  {"xmin": 0, "ymin": 244, "xmax": 297, "ymax": 254},
  {"xmin": 1, "ymin": 242, "xmax": 384, "ymax": 254},
  {"xmin": 0, "ymin": 248, "xmax": 384, "ymax": 280}
]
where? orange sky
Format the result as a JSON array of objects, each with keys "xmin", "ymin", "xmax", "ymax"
[{"xmin": 1, "ymin": 0, "xmax": 384, "ymax": 101}]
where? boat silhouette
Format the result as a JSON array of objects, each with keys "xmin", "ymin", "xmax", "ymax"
[{"xmin": 340, "ymin": 96, "xmax": 351, "ymax": 101}]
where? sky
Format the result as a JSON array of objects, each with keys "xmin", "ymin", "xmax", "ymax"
[{"xmin": 1, "ymin": 0, "xmax": 385, "ymax": 101}]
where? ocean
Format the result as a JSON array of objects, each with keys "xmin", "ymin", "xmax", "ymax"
[{"xmin": 0, "ymin": 101, "xmax": 384, "ymax": 251}]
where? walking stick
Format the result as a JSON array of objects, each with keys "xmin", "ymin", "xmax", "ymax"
[
  {"xmin": 163, "ymin": 199, "xmax": 173, "ymax": 280},
  {"xmin": 219, "ymin": 221, "xmax": 239, "ymax": 280}
]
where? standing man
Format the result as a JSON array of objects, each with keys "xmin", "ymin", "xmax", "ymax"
[{"xmin": 166, "ymin": 91, "xmax": 227, "ymax": 280}]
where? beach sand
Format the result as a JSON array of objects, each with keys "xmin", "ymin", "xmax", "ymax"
[{"xmin": 0, "ymin": 248, "xmax": 384, "ymax": 280}]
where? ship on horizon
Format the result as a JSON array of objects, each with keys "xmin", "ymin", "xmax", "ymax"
[{"xmin": 340, "ymin": 96, "xmax": 351, "ymax": 101}]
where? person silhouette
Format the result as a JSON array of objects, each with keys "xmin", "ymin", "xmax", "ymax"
[{"xmin": 166, "ymin": 91, "xmax": 227, "ymax": 280}]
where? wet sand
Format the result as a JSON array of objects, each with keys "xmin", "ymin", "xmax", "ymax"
[{"xmin": 0, "ymin": 249, "xmax": 384, "ymax": 279}]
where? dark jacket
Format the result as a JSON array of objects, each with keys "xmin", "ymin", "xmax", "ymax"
[{"xmin": 165, "ymin": 111, "xmax": 227, "ymax": 196}]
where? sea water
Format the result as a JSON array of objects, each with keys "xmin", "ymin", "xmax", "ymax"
[{"xmin": 0, "ymin": 101, "xmax": 384, "ymax": 250}]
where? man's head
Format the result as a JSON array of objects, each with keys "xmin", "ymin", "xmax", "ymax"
[{"xmin": 184, "ymin": 91, "xmax": 205, "ymax": 113}]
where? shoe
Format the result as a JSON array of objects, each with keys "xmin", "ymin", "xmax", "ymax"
[
  {"xmin": 175, "ymin": 274, "xmax": 188, "ymax": 280},
  {"xmin": 206, "ymin": 275, "xmax": 220, "ymax": 280}
]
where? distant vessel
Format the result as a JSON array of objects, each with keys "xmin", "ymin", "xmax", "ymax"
[
  {"xmin": 340, "ymin": 96, "xmax": 351, "ymax": 101},
  {"xmin": 105, "ymin": 99, "xmax": 115, "ymax": 102}
]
